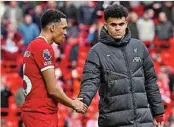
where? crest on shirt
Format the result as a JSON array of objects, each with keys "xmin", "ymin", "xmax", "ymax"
[
  {"xmin": 43, "ymin": 49, "xmax": 52, "ymax": 61},
  {"xmin": 24, "ymin": 51, "xmax": 31, "ymax": 57}
]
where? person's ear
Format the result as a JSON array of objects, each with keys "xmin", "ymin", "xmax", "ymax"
[{"xmin": 50, "ymin": 24, "xmax": 56, "ymax": 32}]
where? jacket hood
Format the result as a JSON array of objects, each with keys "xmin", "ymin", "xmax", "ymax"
[{"xmin": 99, "ymin": 26, "xmax": 131, "ymax": 47}]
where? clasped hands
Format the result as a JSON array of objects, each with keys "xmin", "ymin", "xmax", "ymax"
[
  {"xmin": 72, "ymin": 97, "xmax": 88, "ymax": 114},
  {"xmin": 153, "ymin": 119, "xmax": 164, "ymax": 127}
]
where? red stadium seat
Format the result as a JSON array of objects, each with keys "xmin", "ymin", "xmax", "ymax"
[
  {"xmin": 3, "ymin": 73, "xmax": 23, "ymax": 94},
  {"xmin": 1, "ymin": 60, "xmax": 20, "ymax": 74},
  {"xmin": 160, "ymin": 50, "xmax": 172, "ymax": 66},
  {"xmin": 131, "ymin": 5, "xmax": 144, "ymax": 17}
]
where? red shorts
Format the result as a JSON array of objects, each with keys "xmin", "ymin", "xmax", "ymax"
[{"xmin": 22, "ymin": 112, "xmax": 58, "ymax": 127}]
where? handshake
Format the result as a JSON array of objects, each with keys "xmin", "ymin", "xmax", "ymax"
[{"xmin": 71, "ymin": 97, "xmax": 88, "ymax": 114}]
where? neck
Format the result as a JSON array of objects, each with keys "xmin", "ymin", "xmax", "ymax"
[{"xmin": 39, "ymin": 31, "xmax": 53, "ymax": 45}]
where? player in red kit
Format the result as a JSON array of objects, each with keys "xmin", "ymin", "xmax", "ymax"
[{"xmin": 21, "ymin": 9, "xmax": 87, "ymax": 127}]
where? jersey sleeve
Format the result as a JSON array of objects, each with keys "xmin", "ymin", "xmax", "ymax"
[{"xmin": 33, "ymin": 45, "xmax": 55, "ymax": 72}]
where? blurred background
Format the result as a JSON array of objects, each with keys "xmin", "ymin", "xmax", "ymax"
[{"xmin": 0, "ymin": 1, "xmax": 174, "ymax": 127}]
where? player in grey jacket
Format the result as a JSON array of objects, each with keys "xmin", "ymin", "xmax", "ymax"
[{"xmin": 78, "ymin": 4, "xmax": 164, "ymax": 127}]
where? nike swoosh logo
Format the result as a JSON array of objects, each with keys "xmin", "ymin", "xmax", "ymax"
[{"xmin": 107, "ymin": 54, "xmax": 112, "ymax": 57}]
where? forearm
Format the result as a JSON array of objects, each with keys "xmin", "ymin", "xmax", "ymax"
[
  {"xmin": 49, "ymin": 87, "xmax": 74, "ymax": 109},
  {"xmin": 143, "ymin": 55, "xmax": 164, "ymax": 116},
  {"xmin": 79, "ymin": 83, "xmax": 98, "ymax": 106},
  {"xmin": 146, "ymin": 83, "xmax": 164, "ymax": 116},
  {"xmin": 79, "ymin": 50, "xmax": 101, "ymax": 106},
  {"xmin": 48, "ymin": 84, "xmax": 88, "ymax": 114},
  {"xmin": 79, "ymin": 70, "xmax": 100, "ymax": 106},
  {"xmin": 42, "ymin": 69, "xmax": 74, "ymax": 109}
]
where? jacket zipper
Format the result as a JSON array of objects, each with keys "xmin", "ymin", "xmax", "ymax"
[{"xmin": 121, "ymin": 47, "xmax": 137, "ymax": 125}]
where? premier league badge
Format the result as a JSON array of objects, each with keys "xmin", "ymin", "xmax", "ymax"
[{"xmin": 43, "ymin": 49, "xmax": 52, "ymax": 60}]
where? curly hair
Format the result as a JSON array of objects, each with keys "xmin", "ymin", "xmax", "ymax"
[
  {"xmin": 104, "ymin": 4, "xmax": 128, "ymax": 21},
  {"xmin": 41, "ymin": 9, "xmax": 66, "ymax": 28}
]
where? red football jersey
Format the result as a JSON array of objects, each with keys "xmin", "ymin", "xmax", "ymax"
[{"xmin": 21, "ymin": 37, "xmax": 58, "ymax": 114}]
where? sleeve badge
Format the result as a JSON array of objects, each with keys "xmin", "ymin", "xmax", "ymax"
[{"xmin": 43, "ymin": 49, "xmax": 52, "ymax": 61}]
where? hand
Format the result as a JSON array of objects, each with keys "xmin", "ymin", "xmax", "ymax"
[
  {"xmin": 153, "ymin": 119, "xmax": 164, "ymax": 127},
  {"xmin": 72, "ymin": 98, "xmax": 88, "ymax": 114}
]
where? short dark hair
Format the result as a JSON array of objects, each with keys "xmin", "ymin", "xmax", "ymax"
[
  {"xmin": 104, "ymin": 4, "xmax": 128, "ymax": 21},
  {"xmin": 40, "ymin": 9, "xmax": 66, "ymax": 28}
]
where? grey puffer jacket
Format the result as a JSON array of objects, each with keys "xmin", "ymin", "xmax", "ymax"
[{"xmin": 79, "ymin": 27, "xmax": 164, "ymax": 127}]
